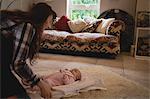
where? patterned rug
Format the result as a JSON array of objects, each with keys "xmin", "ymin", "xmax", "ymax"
[{"xmin": 29, "ymin": 59, "xmax": 149, "ymax": 99}]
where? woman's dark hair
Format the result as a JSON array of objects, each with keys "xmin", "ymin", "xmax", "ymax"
[
  {"xmin": 1, "ymin": 3, "xmax": 57, "ymax": 64},
  {"xmin": 28, "ymin": 3, "xmax": 57, "ymax": 64},
  {"xmin": 30, "ymin": 3, "xmax": 56, "ymax": 26}
]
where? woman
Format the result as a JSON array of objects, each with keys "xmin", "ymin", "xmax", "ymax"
[{"xmin": 1, "ymin": 3, "xmax": 57, "ymax": 99}]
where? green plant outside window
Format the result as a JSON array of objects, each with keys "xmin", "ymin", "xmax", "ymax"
[
  {"xmin": 70, "ymin": 0, "xmax": 99, "ymax": 20},
  {"xmin": 71, "ymin": 10, "xmax": 98, "ymax": 20},
  {"xmin": 72, "ymin": 0, "xmax": 98, "ymax": 5}
]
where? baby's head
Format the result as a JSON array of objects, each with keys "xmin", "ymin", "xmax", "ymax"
[{"xmin": 70, "ymin": 68, "xmax": 81, "ymax": 81}]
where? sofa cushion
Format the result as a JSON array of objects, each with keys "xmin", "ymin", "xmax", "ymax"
[
  {"xmin": 68, "ymin": 19, "xmax": 87, "ymax": 33},
  {"xmin": 54, "ymin": 16, "xmax": 71, "ymax": 32},
  {"xmin": 66, "ymin": 33, "xmax": 118, "ymax": 43},
  {"xmin": 96, "ymin": 18, "xmax": 115, "ymax": 34},
  {"xmin": 42, "ymin": 30, "xmax": 70, "ymax": 42}
]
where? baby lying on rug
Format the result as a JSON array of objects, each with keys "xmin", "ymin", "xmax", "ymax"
[
  {"xmin": 22, "ymin": 68, "xmax": 81, "ymax": 91},
  {"xmin": 42, "ymin": 68, "xmax": 81, "ymax": 87},
  {"xmin": 24, "ymin": 68, "xmax": 106, "ymax": 98}
]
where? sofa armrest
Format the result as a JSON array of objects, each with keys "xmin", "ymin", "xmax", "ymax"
[{"xmin": 106, "ymin": 20, "xmax": 125, "ymax": 40}]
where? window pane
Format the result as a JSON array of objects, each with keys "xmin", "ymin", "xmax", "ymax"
[
  {"xmin": 71, "ymin": 10, "xmax": 98, "ymax": 20},
  {"xmin": 72, "ymin": 0, "xmax": 98, "ymax": 5}
]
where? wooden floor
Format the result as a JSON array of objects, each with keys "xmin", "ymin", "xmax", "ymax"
[{"xmin": 39, "ymin": 52, "xmax": 150, "ymax": 89}]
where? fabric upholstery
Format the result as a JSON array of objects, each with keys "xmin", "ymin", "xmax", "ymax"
[
  {"xmin": 106, "ymin": 20, "xmax": 125, "ymax": 41},
  {"xmin": 40, "ymin": 20, "xmax": 124, "ymax": 58}
]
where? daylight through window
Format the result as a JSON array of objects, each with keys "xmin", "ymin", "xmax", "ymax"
[{"xmin": 67, "ymin": 0, "xmax": 100, "ymax": 20}]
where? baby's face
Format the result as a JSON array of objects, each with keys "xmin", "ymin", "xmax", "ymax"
[{"xmin": 70, "ymin": 69, "xmax": 81, "ymax": 81}]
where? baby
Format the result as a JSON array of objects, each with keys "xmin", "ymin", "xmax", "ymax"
[
  {"xmin": 22, "ymin": 68, "xmax": 81, "ymax": 91},
  {"xmin": 42, "ymin": 68, "xmax": 81, "ymax": 87}
]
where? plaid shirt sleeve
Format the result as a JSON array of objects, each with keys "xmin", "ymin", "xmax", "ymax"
[{"xmin": 12, "ymin": 22, "xmax": 40, "ymax": 86}]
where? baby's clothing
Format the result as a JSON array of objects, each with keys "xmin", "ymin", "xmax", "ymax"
[
  {"xmin": 43, "ymin": 69, "xmax": 76, "ymax": 87},
  {"xmin": 23, "ymin": 69, "xmax": 76, "ymax": 92}
]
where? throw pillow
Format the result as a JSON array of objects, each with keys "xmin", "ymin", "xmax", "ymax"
[
  {"xmin": 96, "ymin": 18, "xmax": 115, "ymax": 34},
  {"xmin": 83, "ymin": 16, "xmax": 97, "ymax": 24},
  {"xmin": 67, "ymin": 19, "xmax": 87, "ymax": 33},
  {"xmin": 54, "ymin": 16, "xmax": 71, "ymax": 32},
  {"xmin": 81, "ymin": 20, "xmax": 102, "ymax": 33}
]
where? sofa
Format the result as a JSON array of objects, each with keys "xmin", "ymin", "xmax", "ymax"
[{"xmin": 40, "ymin": 17, "xmax": 124, "ymax": 58}]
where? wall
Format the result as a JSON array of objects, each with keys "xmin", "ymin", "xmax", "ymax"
[
  {"xmin": 47, "ymin": 0, "xmax": 137, "ymax": 18},
  {"xmin": 101, "ymin": 0, "xmax": 136, "ymax": 17},
  {"xmin": 1, "ymin": 0, "xmax": 33, "ymax": 11},
  {"xmin": 48, "ymin": 0, "xmax": 66, "ymax": 17},
  {"xmin": 136, "ymin": 0, "xmax": 150, "ymax": 11}
]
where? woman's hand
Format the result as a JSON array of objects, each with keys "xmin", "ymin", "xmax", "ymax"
[{"xmin": 37, "ymin": 79, "xmax": 52, "ymax": 98}]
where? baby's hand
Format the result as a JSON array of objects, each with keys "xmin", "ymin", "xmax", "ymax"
[{"xmin": 31, "ymin": 86, "xmax": 40, "ymax": 91}]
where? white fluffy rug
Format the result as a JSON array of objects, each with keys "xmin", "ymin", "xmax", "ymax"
[{"xmin": 29, "ymin": 59, "xmax": 149, "ymax": 99}]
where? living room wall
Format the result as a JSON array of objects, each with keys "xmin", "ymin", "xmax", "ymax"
[
  {"xmin": 100, "ymin": 0, "xmax": 136, "ymax": 17},
  {"xmin": 0, "ymin": 0, "xmax": 33, "ymax": 11},
  {"xmin": 48, "ymin": 0, "xmax": 136, "ymax": 18}
]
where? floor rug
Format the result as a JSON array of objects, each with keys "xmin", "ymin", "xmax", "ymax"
[{"xmin": 29, "ymin": 59, "xmax": 149, "ymax": 99}]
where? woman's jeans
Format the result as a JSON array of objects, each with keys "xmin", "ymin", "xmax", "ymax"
[{"xmin": 1, "ymin": 33, "xmax": 30, "ymax": 99}]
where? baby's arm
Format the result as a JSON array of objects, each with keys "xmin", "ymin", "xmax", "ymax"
[{"xmin": 63, "ymin": 74, "xmax": 75, "ymax": 85}]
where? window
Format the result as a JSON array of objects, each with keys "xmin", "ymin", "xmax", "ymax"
[{"xmin": 67, "ymin": 0, "xmax": 100, "ymax": 20}]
